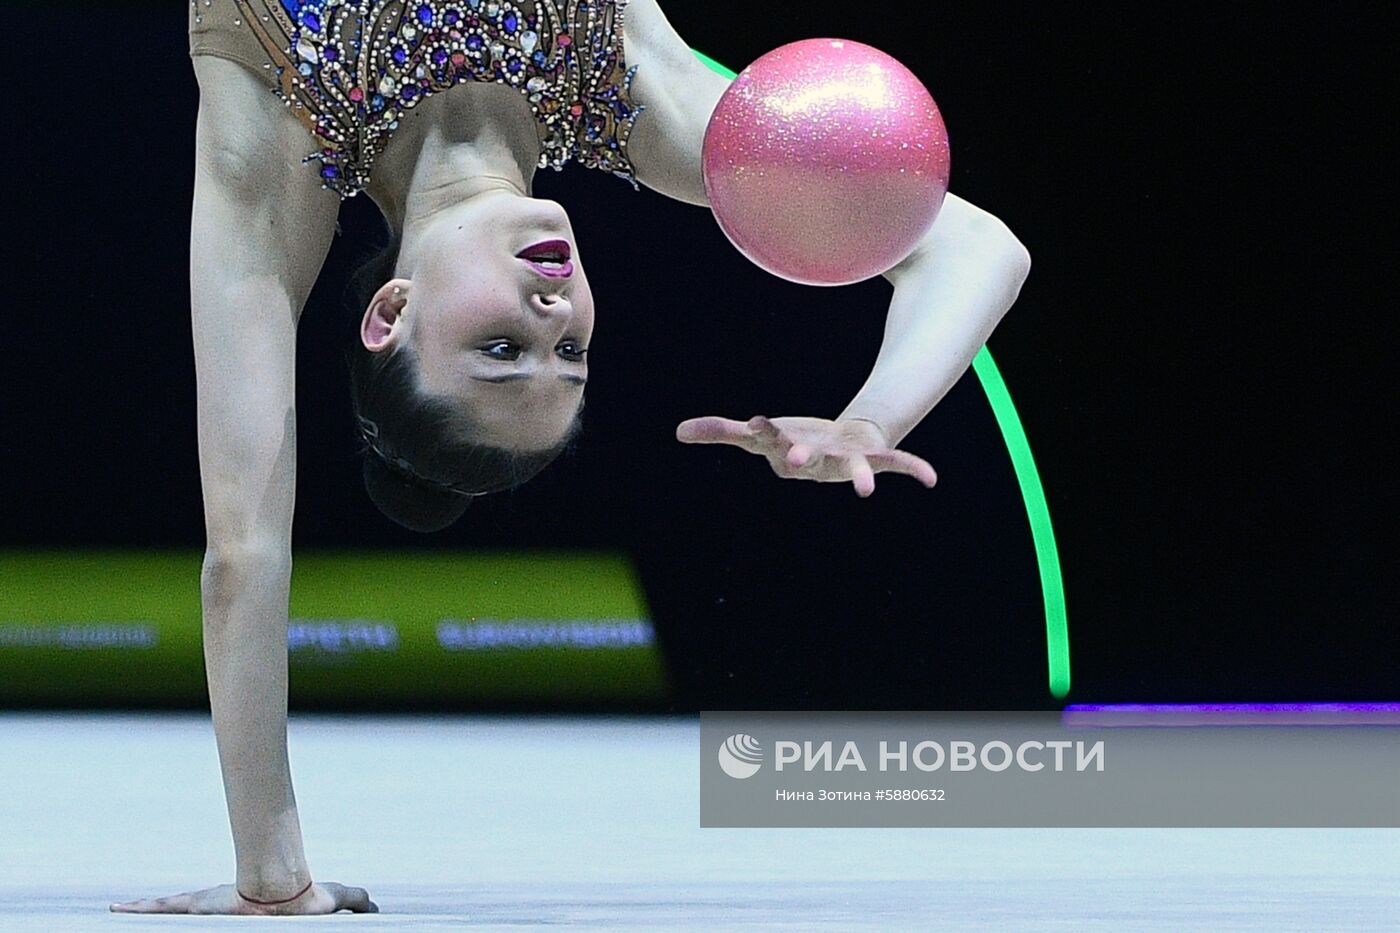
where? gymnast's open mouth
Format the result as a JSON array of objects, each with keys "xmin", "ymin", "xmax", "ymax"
[{"xmin": 516, "ymin": 240, "xmax": 574, "ymax": 279}]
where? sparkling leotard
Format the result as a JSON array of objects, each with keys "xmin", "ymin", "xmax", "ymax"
[{"xmin": 188, "ymin": 0, "xmax": 644, "ymax": 198}]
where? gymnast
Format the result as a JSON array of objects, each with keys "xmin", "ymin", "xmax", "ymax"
[{"xmin": 111, "ymin": 0, "xmax": 1030, "ymax": 914}]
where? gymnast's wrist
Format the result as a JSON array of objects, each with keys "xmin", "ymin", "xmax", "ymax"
[
  {"xmin": 236, "ymin": 874, "xmax": 314, "ymax": 906},
  {"xmin": 236, "ymin": 854, "xmax": 314, "ymax": 908},
  {"xmin": 838, "ymin": 414, "xmax": 892, "ymax": 447}
]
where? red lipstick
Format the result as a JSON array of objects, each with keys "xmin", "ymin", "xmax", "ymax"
[{"xmin": 515, "ymin": 239, "xmax": 574, "ymax": 278}]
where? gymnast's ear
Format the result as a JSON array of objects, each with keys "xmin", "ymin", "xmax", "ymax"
[{"xmin": 360, "ymin": 278, "xmax": 413, "ymax": 352}]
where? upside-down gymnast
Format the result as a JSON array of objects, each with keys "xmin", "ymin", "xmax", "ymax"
[{"xmin": 110, "ymin": 0, "xmax": 1030, "ymax": 914}]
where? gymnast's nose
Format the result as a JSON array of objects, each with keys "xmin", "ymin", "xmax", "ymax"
[{"xmin": 531, "ymin": 292, "xmax": 573, "ymax": 319}]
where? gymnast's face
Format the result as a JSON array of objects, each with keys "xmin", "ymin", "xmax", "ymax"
[{"xmin": 361, "ymin": 191, "xmax": 594, "ymax": 452}]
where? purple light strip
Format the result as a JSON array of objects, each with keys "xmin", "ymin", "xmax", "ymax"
[{"xmin": 1062, "ymin": 703, "xmax": 1400, "ymax": 727}]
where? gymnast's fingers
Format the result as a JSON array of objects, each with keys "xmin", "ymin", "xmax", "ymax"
[
  {"xmin": 322, "ymin": 882, "xmax": 379, "ymax": 913},
  {"xmin": 849, "ymin": 454, "xmax": 876, "ymax": 498},
  {"xmin": 676, "ymin": 416, "xmax": 772, "ymax": 453},
  {"xmin": 867, "ymin": 450, "xmax": 938, "ymax": 487},
  {"xmin": 746, "ymin": 415, "xmax": 781, "ymax": 438},
  {"xmin": 787, "ymin": 443, "xmax": 814, "ymax": 468},
  {"xmin": 676, "ymin": 416, "xmax": 746, "ymax": 444},
  {"xmin": 110, "ymin": 892, "xmax": 194, "ymax": 913}
]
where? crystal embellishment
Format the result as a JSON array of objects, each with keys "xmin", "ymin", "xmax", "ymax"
[{"xmin": 213, "ymin": 0, "xmax": 646, "ymax": 198}]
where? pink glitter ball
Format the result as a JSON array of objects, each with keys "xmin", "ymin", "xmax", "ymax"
[{"xmin": 702, "ymin": 39, "xmax": 950, "ymax": 286}]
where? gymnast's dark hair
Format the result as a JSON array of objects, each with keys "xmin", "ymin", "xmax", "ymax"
[{"xmin": 344, "ymin": 227, "xmax": 584, "ymax": 533}]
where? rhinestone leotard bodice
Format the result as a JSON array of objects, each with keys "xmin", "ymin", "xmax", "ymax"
[{"xmin": 190, "ymin": 0, "xmax": 645, "ymax": 198}]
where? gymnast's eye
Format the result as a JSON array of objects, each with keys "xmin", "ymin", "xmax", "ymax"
[
  {"xmin": 481, "ymin": 341, "xmax": 522, "ymax": 361},
  {"xmin": 557, "ymin": 342, "xmax": 587, "ymax": 362}
]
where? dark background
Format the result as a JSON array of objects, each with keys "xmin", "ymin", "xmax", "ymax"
[{"xmin": 3, "ymin": 2, "xmax": 1395, "ymax": 709}]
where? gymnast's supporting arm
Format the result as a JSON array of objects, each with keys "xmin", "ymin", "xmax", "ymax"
[
  {"xmin": 838, "ymin": 192, "xmax": 1032, "ymax": 448},
  {"xmin": 190, "ymin": 56, "xmax": 334, "ymax": 907},
  {"xmin": 113, "ymin": 56, "xmax": 372, "ymax": 915}
]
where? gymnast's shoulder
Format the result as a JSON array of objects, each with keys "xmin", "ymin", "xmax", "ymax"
[{"xmin": 617, "ymin": 0, "xmax": 734, "ymax": 207}]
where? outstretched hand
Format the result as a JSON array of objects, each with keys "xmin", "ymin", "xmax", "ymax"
[
  {"xmin": 110, "ymin": 881, "xmax": 378, "ymax": 916},
  {"xmin": 676, "ymin": 415, "xmax": 936, "ymax": 497}
]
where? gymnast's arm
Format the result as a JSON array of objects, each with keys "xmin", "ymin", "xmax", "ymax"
[
  {"xmin": 112, "ymin": 57, "xmax": 370, "ymax": 915},
  {"xmin": 625, "ymin": 5, "xmax": 1031, "ymax": 491},
  {"xmin": 669, "ymin": 196, "xmax": 1030, "ymax": 494},
  {"xmin": 667, "ymin": 193, "xmax": 1031, "ymax": 491},
  {"xmin": 840, "ymin": 193, "xmax": 1032, "ymax": 448}
]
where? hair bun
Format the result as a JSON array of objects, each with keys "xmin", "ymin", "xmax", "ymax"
[{"xmin": 362, "ymin": 454, "xmax": 473, "ymax": 533}]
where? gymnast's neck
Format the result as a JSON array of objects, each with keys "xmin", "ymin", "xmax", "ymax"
[{"xmin": 366, "ymin": 82, "xmax": 545, "ymax": 234}]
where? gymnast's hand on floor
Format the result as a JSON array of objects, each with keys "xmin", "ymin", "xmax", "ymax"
[
  {"xmin": 676, "ymin": 415, "xmax": 937, "ymax": 497},
  {"xmin": 109, "ymin": 881, "xmax": 378, "ymax": 915}
]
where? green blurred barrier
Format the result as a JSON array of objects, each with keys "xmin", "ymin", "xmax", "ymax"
[{"xmin": 0, "ymin": 551, "xmax": 668, "ymax": 707}]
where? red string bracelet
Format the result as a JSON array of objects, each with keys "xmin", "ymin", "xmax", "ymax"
[{"xmin": 237, "ymin": 878, "xmax": 314, "ymax": 906}]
